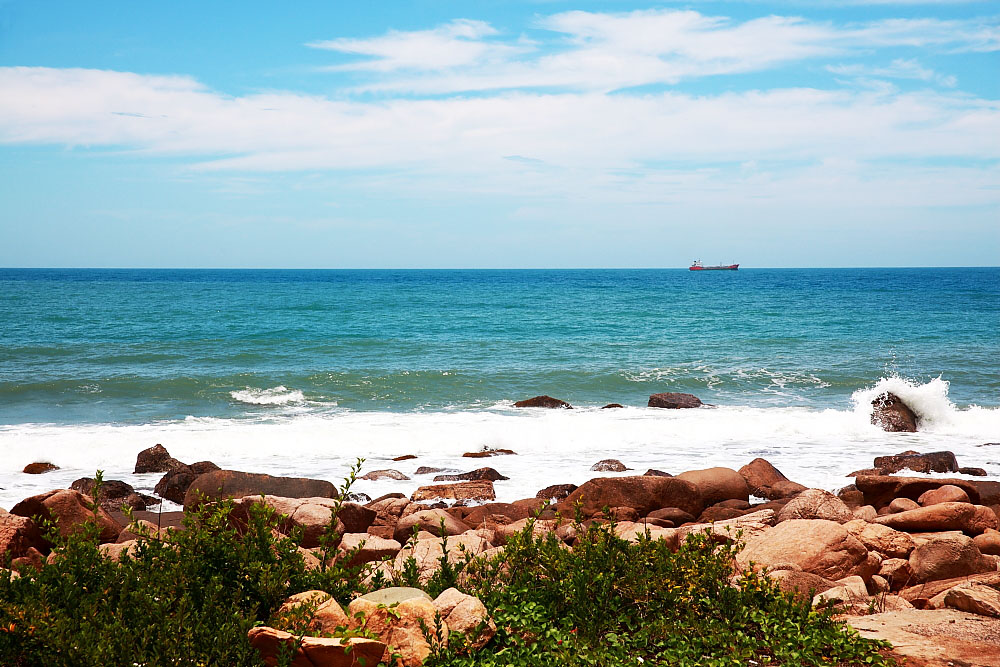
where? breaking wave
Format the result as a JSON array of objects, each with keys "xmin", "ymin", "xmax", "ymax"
[{"xmin": 230, "ymin": 386, "xmax": 305, "ymax": 406}]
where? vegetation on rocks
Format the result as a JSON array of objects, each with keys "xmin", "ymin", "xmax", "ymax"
[{"xmin": 0, "ymin": 468, "xmax": 895, "ymax": 667}]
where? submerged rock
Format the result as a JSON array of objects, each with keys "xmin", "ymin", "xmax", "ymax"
[
  {"xmin": 647, "ymin": 392, "xmax": 702, "ymax": 409},
  {"xmin": 591, "ymin": 459, "xmax": 629, "ymax": 472},
  {"xmin": 871, "ymin": 393, "xmax": 918, "ymax": 432},
  {"xmin": 22, "ymin": 462, "xmax": 58, "ymax": 475},
  {"xmin": 513, "ymin": 395, "xmax": 572, "ymax": 409}
]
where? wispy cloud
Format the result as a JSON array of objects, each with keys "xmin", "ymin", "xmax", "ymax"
[{"xmin": 828, "ymin": 58, "xmax": 957, "ymax": 87}]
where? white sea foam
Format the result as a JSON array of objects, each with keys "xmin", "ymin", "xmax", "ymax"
[
  {"xmin": 1, "ymin": 378, "xmax": 997, "ymax": 511},
  {"xmin": 230, "ymin": 386, "xmax": 305, "ymax": 406}
]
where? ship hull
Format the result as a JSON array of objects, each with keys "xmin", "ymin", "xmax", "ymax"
[{"xmin": 690, "ymin": 264, "xmax": 739, "ymax": 271}]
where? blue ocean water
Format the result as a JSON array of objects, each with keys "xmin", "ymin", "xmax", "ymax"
[{"xmin": 1, "ymin": 268, "xmax": 998, "ymax": 425}]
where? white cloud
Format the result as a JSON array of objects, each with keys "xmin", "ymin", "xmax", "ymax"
[
  {"xmin": 828, "ymin": 58, "xmax": 957, "ymax": 86},
  {"xmin": 306, "ymin": 10, "xmax": 997, "ymax": 94}
]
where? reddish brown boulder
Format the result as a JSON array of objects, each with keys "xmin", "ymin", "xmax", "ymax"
[
  {"xmin": 768, "ymin": 570, "xmax": 837, "ymax": 602},
  {"xmin": 676, "ymin": 467, "xmax": 749, "ymax": 506},
  {"xmin": 974, "ymin": 529, "xmax": 1000, "ymax": 556},
  {"xmin": 777, "ymin": 489, "xmax": 852, "ymax": 524},
  {"xmin": 248, "ymin": 626, "xmax": 385, "ymax": 667},
  {"xmin": 648, "ymin": 392, "xmax": 702, "ymax": 409},
  {"xmin": 909, "ymin": 534, "xmax": 994, "ymax": 583},
  {"xmin": 183, "ymin": 470, "xmax": 336, "ymax": 508},
  {"xmin": 0, "ymin": 510, "xmax": 47, "ymax": 559},
  {"xmin": 875, "ymin": 502, "xmax": 998, "ymax": 536},
  {"xmin": 361, "ymin": 469, "xmax": 410, "ymax": 481},
  {"xmin": 536, "ymin": 483, "xmax": 577, "ymax": 501},
  {"xmin": 433, "ymin": 467, "xmax": 509, "ymax": 482},
  {"xmin": 873, "ymin": 451, "xmax": 958, "ymax": 475},
  {"xmin": 562, "ymin": 475, "xmax": 703, "ymax": 518},
  {"xmin": 591, "ymin": 459, "xmax": 629, "ymax": 472},
  {"xmin": 22, "ymin": 462, "xmax": 58, "ymax": 474},
  {"xmin": 919, "ymin": 484, "xmax": 971, "ymax": 506},
  {"xmin": 697, "ymin": 505, "xmax": 747, "ymax": 522},
  {"xmin": 154, "ymin": 460, "xmax": 220, "ymax": 503},
  {"xmin": 844, "ymin": 520, "xmax": 916, "ymax": 560},
  {"xmin": 943, "ymin": 583, "xmax": 1000, "ymax": 618},
  {"xmin": 411, "ymin": 481, "xmax": 495, "ymax": 503},
  {"xmin": 601, "ymin": 403, "xmax": 624, "ymax": 409},
  {"xmin": 644, "ymin": 469, "xmax": 673, "ymax": 477},
  {"xmin": 11, "ymin": 489, "xmax": 121, "ymax": 544},
  {"xmin": 70, "ymin": 477, "xmax": 157, "ymax": 512},
  {"xmin": 737, "ymin": 519, "xmax": 872, "ymax": 581},
  {"xmin": 393, "ymin": 509, "xmax": 470, "ymax": 543},
  {"xmin": 738, "ymin": 458, "xmax": 804, "ymax": 500},
  {"xmin": 433, "ymin": 588, "xmax": 497, "ymax": 651},
  {"xmin": 393, "ymin": 454, "xmax": 417, "ymax": 461},
  {"xmin": 647, "ymin": 507, "xmax": 696, "ymax": 524},
  {"xmin": 514, "ymin": 395, "xmax": 571, "ymax": 409},
  {"xmin": 888, "ymin": 498, "xmax": 921, "ymax": 513},
  {"xmin": 855, "ymin": 475, "xmax": 981, "ymax": 509},
  {"xmin": 134, "ymin": 444, "xmax": 185, "ymax": 474},
  {"xmin": 871, "ymin": 393, "xmax": 918, "ymax": 432}
]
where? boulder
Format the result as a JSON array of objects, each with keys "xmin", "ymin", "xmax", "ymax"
[
  {"xmin": 22, "ymin": 462, "xmax": 58, "ymax": 474},
  {"xmin": 562, "ymin": 476, "xmax": 703, "ymax": 519},
  {"xmin": 646, "ymin": 507, "xmax": 696, "ymax": 525},
  {"xmin": 675, "ymin": 509, "xmax": 776, "ymax": 545},
  {"xmin": 643, "ymin": 469, "xmax": 673, "ymax": 478},
  {"xmin": 134, "ymin": 444, "xmax": 184, "ymax": 474},
  {"xmin": 769, "ymin": 570, "xmax": 837, "ymax": 602},
  {"xmin": 737, "ymin": 458, "xmax": 804, "ymax": 500},
  {"xmin": 0, "ymin": 510, "xmax": 47, "ymax": 559},
  {"xmin": 513, "ymin": 395, "xmax": 571, "ymax": 409},
  {"xmin": 275, "ymin": 590, "xmax": 350, "ymax": 634},
  {"xmin": 875, "ymin": 502, "xmax": 998, "ymax": 536},
  {"xmin": 337, "ymin": 503, "xmax": 377, "ymax": 534},
  {"xmin": 960, "ymin": 467, "xmax": 988, "ymax": 476},
  {"xmin": 601, "ymin": 403, "xmax": 624, "ymax": 409},
  {"xmin": 10, "ymin": 489, "xmax": 120, "ymax": 544},
  {"xmin": 394, "ymin": 509, "xmax": 470, "ymax": 544},
  {"xmin": 614, "ymin": 522, "xmax": 680, "ymax": 549},
  {"xmin": 943, "ymin": 583, "xmax": 1000, "ymax": 618},
  {"xmin": 849, "ymin": 609, "xmax": 1000, "ymax": 667},
  {"xmin": 183, "ymin": 470, "xmax": 335, "ymax": 508},
  {"xmin": 70, "ymin": 477, "xmax": 157, "ymax": 513},
  {"xmin": 736, "ymin": 519, "xmax": 871, "ymax": 581},
  {"xmin": 393, "ymin": 455, "xmax": 417, "ymax": 461},
  {"xmin": 411, "ymin": 481, "xmax": 495, "ymax": 503},
  {"xmin": 974, "ymin": 529, "xmax": 1000, "ymax": 556},
  {"xmin": 590, "ymin": 459, "xmax": 629, "ymax": 472},
  {"xmin": 776, "ymin": 489, "xmax": 852, "ymax": 524},
  {"xmin": 813, "ymin": 575, "xmax": 870, "ymax": 613},
  {"xmin": 230, "ymin": 495, "xmax": 345, "ymax": 548},
  {"xmin": 853, "ymin": 505, "xmax": 878, "ymax": 522},
  {"xmin": 462, "ymin": 448, "xmax": 517, "ymax": 458},
  {"xmin": 871, "ymin": 392, "xmax": 918, "ymax": 432},
  {"xmin": 878, "ymin": 558, "xmax": 913, "ymax": 590},
  {"xmin": 919, "ymin": 484, "xmax": 971, "ymax": 506},
  {"xmin": 845, "ymin": 520, "xmax": 915, "ymax": 559},
  {"xmin": 855, "ymin": 475, "xmax": 981, "ymax": 509},
  {"xmin": 433, "ymin": 468, "xmax": 509, "ymax": 482},
  {"xmin": 493, "ymin": 518, "xmax": 559, "ymax": 546},
  {"xmin": 338, "ymin": 533, "xmax": 401, "ymax": 567},
  {"xmin": 535, "ymin": 483, "xmax": 577, "ymax": 500},
  {"xmin": 909, "ymin": 534, "xmax": 995, "ymax": 583},
  {"xmin": 648, "ymin": 392, "xmax": 702, "ymax": 409},
  {"xmin": 361, "ymin": 469, "xmax": 410, "ymax": 481},
  {"xmin": 348, "ymin": 593, "xmax": 446, "ymax": 667},
  {"xmin": 248, "ymin": 626, "xmax": 385, "ymax": 667},
  {"xmin": 154, "ymin": 462, "xmax": 220, "ymax": 504},
  {"xmin": 874, "ymin": 451, "xmax": 958, "ymax": 475},
  {"xmin": 676, "ymin": 467, "xmax": 749, "ymax": 506},
  {"xmin": 366, "ymin": 495, "xmax": 412, "ymax": 531},
  {"xmin": 888, "ymin": 498, "xmax": 920, "ymax": 513},
  {"xmin": 433, "ymin": 588, "xmax": 496, "ymax": 650}
]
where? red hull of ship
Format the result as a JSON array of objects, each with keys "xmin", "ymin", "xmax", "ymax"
[{"xmin": 689, "ymin": 264, "xmax": 739, "ymax": 271}]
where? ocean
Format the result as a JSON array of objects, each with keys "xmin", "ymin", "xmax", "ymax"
[{"xmin": 1, "ymin": 267, "xmax": 998, "ymax": 510}]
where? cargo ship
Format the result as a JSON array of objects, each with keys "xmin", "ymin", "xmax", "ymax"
[{"xmin": 689, "ymin": 260, "xmax": 739, "ymax": 271}]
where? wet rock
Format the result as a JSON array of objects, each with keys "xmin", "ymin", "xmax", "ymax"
[
  {"xmin": 647, "ymin": 392, "xmax": 702, "ymax": 409},
  {"xmin": 134, "ymin": 444, "xmax": 185, "ymax": 474},
  {"xmin": 433, "ymin": 467, "xmax": 509, "ymax": 482},
  {"xmin": 514, "ymin": 395, "xmax": 572, "ymax": 409},
  {"xmin": 183, "ymin": 470, "xmax": 336, "ymax": 509},
  {"xmin": 601, "ymin": 403, "xmax": 624, "ymax": 409},
  {"xmin": 393, "ymin": 454, "xmax": 417, "ymax": 461},
  {"xmin": 561, "ymin": 475, "xmax": 704, "ymax": 519},
  {"xmin": 11, "ymin": 489, "xmax": 121, "ymax": 545},
  {"xmin": 70, "ymin": 477, "xmax": 155, "ymax": 512},
  {"xmin": 777, "ymin": 489, "xmax": 852, "ymax": 524},
  {"xmin": 909, "ymin": 534, "xmax": 994, "ymax": 583},
  {"xmin": 155, "ymin": 466, "xmax": 198, "ymax": 504},
  {"xmin": 919, "ymin": 484, "xmax": 971, "ymax": 506},
  {"xmin": 873, "ymin": 451, "xmax": 958, "ymax": 475},
  {"xmin": 415, "ymin": 466, "xmax": 446, "ymax": 475},
  {"xmin": 535, "ymin": 483, "xmax": 577, "ymax": 500},
  {"xmin": 462, "ymin": 448, "xmax": 517, "ymax": 458},
  {"xmin": 959, "ymin": 467, "xmax": 988, "ymax": 476},
  {"xmin": 22, "ymin": 462, "xmax": 58, "ymax": 474},
  {"xmin": 361, "ymin": 469, "xmax": 410, "ymax": 481},
  {"xmin": 590, "ymin": 459, "xmax": 629, "ymax": 472},
  {"xmin": 676, "ymin": 467, "xmax": 749, "ymax": 506},
  {"xmin": 871, "ymin": 393, "xmax": 918, "ymax": 432},
  {"xmin": 643, "ymin": 469, "xmax": 672, "ymax": 477}
]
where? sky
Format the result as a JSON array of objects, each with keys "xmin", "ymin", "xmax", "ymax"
[{"xmin": 0, "ymin": 1, "xmax": 998, "ymax": 268}]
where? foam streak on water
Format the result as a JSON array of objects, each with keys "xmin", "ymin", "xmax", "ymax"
[{"xmin": 2, "ymin": 378, "xmax": 998, "ymax": 510}]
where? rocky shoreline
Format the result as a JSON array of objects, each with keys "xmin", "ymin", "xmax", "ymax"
[{"xmin": 3, "ymin": 393, "xmax": 1000, "ymax": 666}]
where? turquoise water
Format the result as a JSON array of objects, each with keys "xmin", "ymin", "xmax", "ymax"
[{"xmin": 1, "ymin": 268, "xmax": 998, "ymax": 424}]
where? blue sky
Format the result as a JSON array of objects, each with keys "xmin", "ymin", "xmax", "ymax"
[{"xmin": 1, "ymin": 1, "xmax": 997, "ymax": 268}]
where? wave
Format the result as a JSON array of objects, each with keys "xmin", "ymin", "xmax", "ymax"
[
  {"xmin": 230, "ymin": 386, "xmax": 305, "ymax": 406},
  {"xmin": 850, "ymin": 375, "xmax": 988, "ymax": 433}
]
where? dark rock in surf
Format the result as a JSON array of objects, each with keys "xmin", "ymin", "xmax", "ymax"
[
  {"xmin": 360, "ymin": 469, "xmax": 410, "ymax": 481},
  {"xmin": 601, "ymin": 403, "xmax": 625, "ymax": 409},
  {"xmin": 959, "ymin": 467, "xmax": 988, "ymax": 477},
  {"xmin": 463, "ymin": 448, "xmax": 517, "ymax": 458},
  {"xmin": 23, "ymin": 462, "xmax": 58, "ymax": 475},
  {"xmin": 591, "ymin": 459, "xmax": 630, "ymax": 472},
  {"xmin": 873, "ymin": 451, "xmax": 957, "ymax": 475},
  {"xmin": 644, "ymin": 469, "xmax": 673, "ymax": 477},
  {"xmin": 648, "ymin": 392, "xmax": 702, "ymax": 409},
  {"xmin": 70, "ymin": 477, "xmax": 156, "ymax": 512},
  {"xmin": 535, "ymin": 483, "xmax": 577, "ymax": 501},
  {"xmin": 433, "ymin": 467, "xmax": 509, "ymax": 482},
  {"xmin": 155, "ymin": 461, "xmax": 221, "ymax": 504},
  {"xmin": 183, "ymin": 470, "xmax": 336, "ymax": 509},
  {"xmin": 871, "ymin": 393, "xmax": 918, "ymax": 432},
  {"xmin": 134, "ymin": 444, "xmax": 185, "ymax": 474},
  {"xmin": 514, "ymin": 395, "xmax": 572, "ymax": 409},
  {"xmin": 393, "ymin": 455, "xmax": 417, "ymax": 461},
  {"xmin": 415, "ymin": 467, "xmax": 448, "ymax": 475}
]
